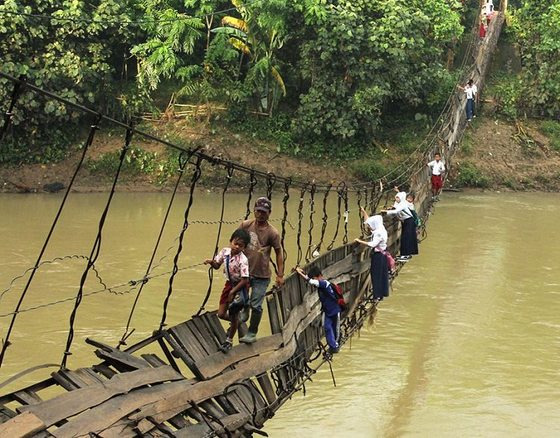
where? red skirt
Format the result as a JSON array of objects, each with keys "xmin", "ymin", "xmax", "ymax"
[
  {"xmin": 431, "ymin": 175, "xmax": 443, "ymax": 190},
  {"xmin": 219, "ymin": 281, "xmax": 233, "ymax": 305}
]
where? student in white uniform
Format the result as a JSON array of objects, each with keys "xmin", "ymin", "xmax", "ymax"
[
  {"xmin": 428, "ymin": 152, "xmax": 446, "ymax": 199},
  {"xmin": 382, "ymin": 192, "xmax": 418, "ymax": 260}
]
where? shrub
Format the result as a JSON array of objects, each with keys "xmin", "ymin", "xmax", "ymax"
[
  {"xmin": 539, "ymin": 120, "xmax": 560, "ymax": 152},
  {"xmin": 350, "ymin": 160, "xmax": 389, "ymax": 181},
  {"xmin": 455, "ymin": 162, "xmax": 490, "ymax": 188}
]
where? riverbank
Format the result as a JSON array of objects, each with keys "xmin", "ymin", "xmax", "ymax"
[
  {"xmin": 1, "ymin": 116, "xmax": 559, "ymax": 193},
  {"xmin": 450, "ymin": 116, "xmax": 560, "ymax": 191}
]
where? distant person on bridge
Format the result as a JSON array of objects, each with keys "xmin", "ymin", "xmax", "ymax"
[
  {"xmin": 458, "ymin": 80, "xmax": 476, "ymax": 122},
  {"xmin": 204, "ymin": 229, "xmax": 251, "ymax": 353},
  {"xmin": 238, "ymin": 197, "xmax": 284, "ymax": 344},
  {"xmin": 296, "ymin": 266, "xmax": 341, "ymax": 356},
  {"xmin": 382, "ymin": 191, "xmax": 418, "ymax": 261},
  {"xmin": 428, "ymin": 152, "xmax": 445, "ymax": 199},
  {"xmin": 355, "ymin": 210, "xmax": 390, "ymax": 303}
]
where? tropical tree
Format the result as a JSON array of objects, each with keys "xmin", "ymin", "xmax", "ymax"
[
  {"xmin": 292, "ymin": 0, "xmax": 464, "ymax": 144},
  {"xmin": 0, "ymin": 0, "xmax": 136, "ymax": 162},
  {"xmin": 213, "ymin": 0, "xmax": 288, "ymax": 114},
  {"xmin": 509, "ymin": 0, "xmax": 560, "ymax": 116}
]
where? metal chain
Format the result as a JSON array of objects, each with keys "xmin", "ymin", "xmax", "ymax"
[
  {"xmin": 326, "ymin": 182, "xmax": 344, "ymax": 251},
  {"xmin": 159, "ymin": 156, "xmax": 203, "ymax": 331},
  {"xmin": 280, "ymin": 179, "xmax": 291, "ymax": 262},
  {"xmin": 196, "ymin": 165, "xmax": 234, "ymax": 316},
  {"xmin": 118, "ymin": 150, "xmax": 194, "ymax": 348},
  {"xmin": 342, "ymin": 184, "xmax": 349, "ymax": 244},
  {"xmin": 0, "ymin": 113, "xmax": 103, "ymax": 369},
  {"xmin": 244, "ymin": 171, "xmax": 258, "ymax": 220},
  {"xmin": 313, "ymin": 184, "xmax": 332, "ymax": 255},
  {"xmin": 266, "ymin": 172, "xmax": 276, "ymax": 200},
  {"xmin": 305, "ymin": 184, "xmax": 317, "ymax": 262},
  {"xmin": 61, "ymin": 125, "xmax": 133, "ymax": 369},
  {"xmin": 295, "ymin": 184, "xmax": 307, "ymax": 266}
]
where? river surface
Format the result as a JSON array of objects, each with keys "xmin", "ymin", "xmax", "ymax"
[{"xmin": 1, "ymin": 191, "xmax": 559, "ymax": 436}]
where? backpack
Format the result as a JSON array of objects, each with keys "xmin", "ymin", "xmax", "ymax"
[
  {"xmin": 410, "ymin": 209, "xmax": 422, "ymax": 227},
  {"xmin": 383, "ymin": 251, "xmax": 396, "ymax": 274},
  {"xmin": 329, "ymin": 282, "xmax": 347, "ymax": 311}
]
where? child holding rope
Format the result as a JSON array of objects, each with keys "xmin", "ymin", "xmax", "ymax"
[
  {"xmin": 296, "ymin": 266, "xmax": 342, "ymax": 356},
  {"xmin": 355, "ymin": 209, "xmax": 390, "ymax": 302},
  {"xmin": 204, "ymin": 229, "xmax": 251, "ymax": 353}
]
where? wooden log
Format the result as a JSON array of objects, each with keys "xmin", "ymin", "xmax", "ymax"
[{"xmin": 17, "ymin": 366, "xmax": 182, "ymax": 432}]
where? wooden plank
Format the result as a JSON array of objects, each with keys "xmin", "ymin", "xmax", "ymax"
[
  {"xmin": 92, "ymin": 364, "xmax": 116, "ymax": 379},
  {"xmin": 191, "ymin": 316, "xmax": 221, "ymax": 351},
  {"xmin": 13, "ymin": 390, "xmax": 42, "ymax": 406},
  {"xmin": 18, "ymin": 366, "xmax": 183, "ymax": 430},
  {"xmin": 94, "ymin": 348, "xmax": 150, "ymax": 371},
  {"xmin": 266, "ymin": 294, "xmax": 282, "ymax": 334},
  {"xmin": 162, "ymin": 331, "xmax": 202, "ymax": 379},
  {"xmin": 185, "ymin": 319, "xmax": 216, "ymax": 355},
  {"xmin": 121, "ymin": 292, "xmax": 322, "ymax": 429},
  {"xmin": 170, "ymin": 324, "xmax": 206, "ymax": 361},
  {"xmin": 0, "ymin": 411, "xmax": 44, "ymax": 438},
  {"xmin": 201, "ymin": 312, "xmax": 227, "ymax": 345},
  {"xmin": 50, "ymin": 371, "xmax": 79, "ymax": 391},
  {"xmin": 173, "ymin": 413, "xmax": 248, "ymax": 438},
  {"xmin": 194, "ymin": 333, "xmax": 283, "ymax": 380},
  {"xmin": 256, "ymin": 373, "xmax": 276, "ymax": 405},
  {"xmin": 0, "ymin": 405, "xmax": 16, "ymax": 423},
  {"xmin": 141, "ymin": 353, "xmax": 167, "ymax": 368}
]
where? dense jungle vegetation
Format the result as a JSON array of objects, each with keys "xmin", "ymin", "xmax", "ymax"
[{"xmin": 0, "ymin": 0, "xmax": 558, "ymax": 178}]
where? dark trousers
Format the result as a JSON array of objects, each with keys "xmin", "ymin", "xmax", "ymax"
[
  {"xmin": 466, "ymin": 98, "xmax": 474, "ymax": 120},
  {"xmin": 323, "ymin": 313, "xmax": 340, "ymax": 349}
]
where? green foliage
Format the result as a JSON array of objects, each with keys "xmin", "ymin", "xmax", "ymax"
[
  {"xmin": 455, "ymin": 162, "xmax": 490, "ymax": 188},
  {"xmin": 350, "ymin": 160, "xmax": 389, "ymax": 181},
  {"xmin": 293, "ymin": 0, "xmax": 464, "ymax": 143},
  {"xmin": 488, "ymin": 74, "xmax": 523, "ymax": 119},
  {"xmin": 0, "ymin": 0, "xmax": 140, "ymax": 159},
  {"xmin": 509, "ymin": 0, "xmax": 560, "ymax": 117},
  {"xmin": 539, "ymin": 120, "xmax": 560, "ymax": 151}
]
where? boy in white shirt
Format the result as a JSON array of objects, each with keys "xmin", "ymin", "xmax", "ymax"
[{"xmin": 427, "ymin": 152, "xmax": 445, "ymax": 200}]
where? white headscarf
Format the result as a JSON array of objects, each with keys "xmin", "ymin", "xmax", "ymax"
[
  {"xmin": 394, "ymin": 191, "xmax": 408, "ymax": 208},
  {"xmin": 365, "ymin": 215, "xmax": 388, "ymax": 248}
]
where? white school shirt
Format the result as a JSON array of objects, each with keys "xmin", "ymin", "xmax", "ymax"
[
  {"xmin": 464, "ymin": 86, "xmax": 474, "ymax": 99},
  {"xmin": 472, "ymin": 84, "xmax": 478, "ymax": 96},
  {"xmin": 428, "ymin": 160, "xmax": 445, "ymax": 175}
]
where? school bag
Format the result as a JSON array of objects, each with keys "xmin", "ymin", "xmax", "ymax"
[
  {"xmin": 329, "ymin": 281, "xmax": 347, "ymax": 311},
  {"xmin": 383, "ymin": 251, "xmax": 396, "ymax": 274},
  {"xmin": 409, "ymin": 209, "xmax": 422, "ymax": 227}
]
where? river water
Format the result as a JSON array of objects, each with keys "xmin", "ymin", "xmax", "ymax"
[{"xmin": 1, "ymin": 191, "xmax": 559, "ymax": 435}]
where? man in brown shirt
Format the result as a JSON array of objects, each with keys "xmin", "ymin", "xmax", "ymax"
[{"xmin": 238, "ymin": 197, "xmax": 284, "ymax": 344}]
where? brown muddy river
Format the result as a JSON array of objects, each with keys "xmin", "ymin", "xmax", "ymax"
[{"xmin": 1, "ymin": 191, "xmax": 559, "ymax": 435}]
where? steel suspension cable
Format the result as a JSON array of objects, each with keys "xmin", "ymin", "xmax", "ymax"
[{"xmin": 0, "ymin": 76, "xmax": 24, "ymax": 143}]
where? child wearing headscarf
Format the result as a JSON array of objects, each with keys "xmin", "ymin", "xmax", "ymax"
[
  {"xmin": 355, "ymin": 208, "xmax": 390, "ymax": 302},
  {"xmin": 383, "ymin": 191, "xmax": 418, "ymax": 260}
]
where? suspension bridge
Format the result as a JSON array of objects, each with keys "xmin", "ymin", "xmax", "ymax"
[{"xmin": 0, "ymin": 9, "xmax": 504, "ymax": 438}]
